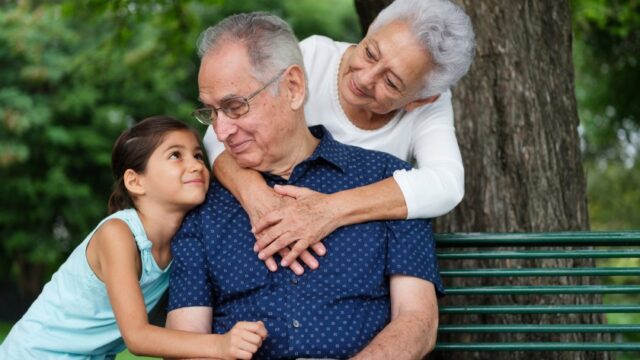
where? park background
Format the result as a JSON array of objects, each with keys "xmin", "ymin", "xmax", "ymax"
[{"xmin": 0, "ymin": 0, "xmax": 638, "ymax": 359}]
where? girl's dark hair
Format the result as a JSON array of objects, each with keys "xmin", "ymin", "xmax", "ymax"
[{"xmin": 108, "ymin": 115, "xmax": 199, "ymax": 214}]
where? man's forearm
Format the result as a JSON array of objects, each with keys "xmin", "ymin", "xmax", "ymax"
[{"xmin": 351, "ymin": 310, "xmax": 437, "ymax": 360}]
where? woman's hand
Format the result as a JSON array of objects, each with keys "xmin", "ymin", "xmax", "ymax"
[
  {"xmin": 243, "ymin": 184, "xmax": 322, "ymax": 275},
  {"xmin": 253, "ymin": 185, "xmax": 340, "ymax": 268}
]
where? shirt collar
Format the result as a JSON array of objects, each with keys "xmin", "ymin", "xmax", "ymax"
[{"xmin": 305, "ymin": 125, "xmax": 349, "ymax": 173}]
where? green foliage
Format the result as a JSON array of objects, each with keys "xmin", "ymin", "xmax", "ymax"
[
  {"xmin": 0, "ymin": 0, "xmax": 358, "ymax": 295},
  {"xmin": 571, "ymin": 0, "xmax": 640, "ymax": 231},
  {"xmin": 572, "ymin": 0, "xmax": 640, "ymax": 163},
  {"xmin": 586, "ymin": 162, "xmax": 640, "ymax": 230}
]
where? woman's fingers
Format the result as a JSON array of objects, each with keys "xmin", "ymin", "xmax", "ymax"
[
  {"xmin": 310, "ymin": 242, "xmax": 327, "ymax": 256},
  {"xmin": 282, "ymin": 242, "xmax": 317, "ymax": 269},
  {"xmin": 278, "ymin": 247, "xmax": 304, "ymax": 275}
]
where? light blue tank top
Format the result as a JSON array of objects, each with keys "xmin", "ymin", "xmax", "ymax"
[{"xmin": 0, "ymin": 209, "xmax": 171, "ymax": 359}]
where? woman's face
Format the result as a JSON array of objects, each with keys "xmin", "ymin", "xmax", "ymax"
[{"xmin": 340, "ymin": 20, "xmax": 433, "ymax": 115}]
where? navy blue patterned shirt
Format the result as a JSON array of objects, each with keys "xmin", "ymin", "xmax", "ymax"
[{"xmin": 169, "ymin": 125, "xmax": 444, "ymax": 359}]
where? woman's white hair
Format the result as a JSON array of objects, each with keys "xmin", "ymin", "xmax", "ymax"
[
  {"xmin": 370, "ymin": 0, "xmax": 476, "ymax": 98},
  {"xmin": 197, "ymin": 12, "xmax": 305, "ymax": 96}
]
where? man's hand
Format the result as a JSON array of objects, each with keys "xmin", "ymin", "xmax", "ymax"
[
  {"xmin": 253, "ymin": 185, "xmax": 337, "ymax": 268},
  {"xmin": 220, "ymin": 321, "xmax": 268, "ymax": 360}
]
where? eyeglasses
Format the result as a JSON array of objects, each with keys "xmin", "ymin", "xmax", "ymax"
[{"xmin": 192, "ymin": 69, "xmax": 287, "ymax": 126}]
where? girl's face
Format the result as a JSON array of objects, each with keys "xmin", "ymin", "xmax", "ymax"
[{"xmin": 139, "ymin": 129, "xmax": 209, "ymax": 212}]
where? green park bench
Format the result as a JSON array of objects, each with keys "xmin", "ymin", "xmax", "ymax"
[{"xmin": 434, "ymin": 231, "xmax": 640, "ymax": 353}]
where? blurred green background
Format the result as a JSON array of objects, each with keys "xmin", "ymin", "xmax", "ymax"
[{"xmin": 0, "ymin": 0, "xmax": 638, "ymax": 358}]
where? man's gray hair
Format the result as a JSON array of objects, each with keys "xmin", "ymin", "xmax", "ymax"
[
  {"xmin": 197, "ymin": 12, "xmax": 305, "ymax": 93},
  {"xmin": 370, "ymin": 0, "xmax": 475, "ymax": 98}
]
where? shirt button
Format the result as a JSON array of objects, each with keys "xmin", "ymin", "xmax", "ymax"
[
  {"xmin": 292, "ymin": 320, "xmax": 301, "ymax": 328},
  {"xmin": 291, "ymin": 277, "xmax": 299, "ymax": 285}
]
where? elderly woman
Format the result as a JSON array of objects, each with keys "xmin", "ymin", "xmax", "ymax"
[{"xmin": 202, "ymin": 0, "xmax": 475, "ymax": 272}]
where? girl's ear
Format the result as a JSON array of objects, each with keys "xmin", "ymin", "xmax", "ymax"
[
  {"xmin": 284, "ymin": 64, "xmax": 306, "ymax": 111},
  {"xmin": 123, "ymin": 169, "xmax": 145, "ymax": 196}
]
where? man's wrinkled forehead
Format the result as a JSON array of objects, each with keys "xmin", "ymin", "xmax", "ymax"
[{"xmin": 197, "ymin": 42, "xmax": 255, "ymax": 97}]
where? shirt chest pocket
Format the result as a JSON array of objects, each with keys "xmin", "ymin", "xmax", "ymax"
[{"xmin": 211, "ymin": 245, "xmax": 272, "ymax": 302}]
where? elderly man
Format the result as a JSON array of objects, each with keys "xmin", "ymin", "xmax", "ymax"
[{"xmin": 166, "ymin": 12, "xmax": 444, "ymax": 360}]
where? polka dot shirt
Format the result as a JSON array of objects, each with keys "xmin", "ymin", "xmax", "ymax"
[{"xmin": 169, "ymin": 125, "xmax": 444, "ymax": 359}]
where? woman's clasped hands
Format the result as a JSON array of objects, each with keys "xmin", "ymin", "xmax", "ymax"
[{"xmin": 250, "ymin": 184, "xmax": 342, "ymax": 275}]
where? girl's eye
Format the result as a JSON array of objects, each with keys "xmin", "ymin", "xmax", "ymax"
[
  {"xmin": 169, "ymin": 151, "xmax": 181, "ymax": 160},
  {"xmin": 194, "ymin": 152, "xmax": 205, "ymax": 161}
]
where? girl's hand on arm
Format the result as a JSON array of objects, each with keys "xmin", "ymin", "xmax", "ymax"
[{"xmin": 220, "ymin": 321, "xmax": 268, "ymax": 360}]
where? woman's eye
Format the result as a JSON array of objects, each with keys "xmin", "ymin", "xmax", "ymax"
[
  {"xmin": 386, "ymin": 77, "xmax": 398, "ymax": 90},
  {"xmin": 365, "ymin": 47, "xmax": 375, "ymax": 60}
]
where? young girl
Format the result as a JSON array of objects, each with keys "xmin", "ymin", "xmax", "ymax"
[{"xmin": 0, "ymin": 116, "xmax": 267, "ymax": 359}]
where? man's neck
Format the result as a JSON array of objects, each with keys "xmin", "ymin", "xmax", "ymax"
[{"xmin": 267, "ymin": 126, "xmax": 320, "ymax": 180}]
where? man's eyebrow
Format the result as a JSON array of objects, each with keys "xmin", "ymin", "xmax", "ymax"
[{"xmin": 197, "ymin": 94, "xmax": 241, "ymax": 107}]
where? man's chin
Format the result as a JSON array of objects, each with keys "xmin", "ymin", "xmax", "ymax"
[{"xmin": 234, "ymin": 156, "xmax": 262, "ymax": 171}]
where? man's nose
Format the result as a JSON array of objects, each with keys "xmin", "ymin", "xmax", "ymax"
[{"xmin": 214, "ymin": 114, "xmax": 238, "ymax": 142}]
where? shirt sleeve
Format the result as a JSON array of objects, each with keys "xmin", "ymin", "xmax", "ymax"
[
  {"xmin": 168, "ymin": 208, "xmax": 213, "ymax": 310},
  {"xmin": 385, "ymin": 219, "xmax": 445, "ymax": 297},
  {"xmin": 392, "ymin": 90, "xmax": 465, "ymax": 219},
  {"xmin": 203, "ymin": 125, "xmax": 225, "ymax": 168}
]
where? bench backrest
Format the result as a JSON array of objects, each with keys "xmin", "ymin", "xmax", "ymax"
[{"xmin": 434, "ymin": 231, "xmax": 640, "ymax": 353}]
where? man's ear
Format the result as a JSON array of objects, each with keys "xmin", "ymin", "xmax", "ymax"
[
  {"xmin": 123, "ymin": 169, "xmax": 145, "ymax": 197},
  {"xmin": 284, "ymin": 64, "xmax": 306, "ymax": 110},
  {"xmin": 403, "ymin": 94, "xmax": 440, "ymax": 112}
]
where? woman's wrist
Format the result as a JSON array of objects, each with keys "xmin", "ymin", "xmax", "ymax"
[{"xmin": 326, "ymin": 191, "xmax": 353, "ymax": 229}]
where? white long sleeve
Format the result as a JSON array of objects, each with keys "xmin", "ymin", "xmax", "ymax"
[
  {"xmin": 203, "ymin": 125, "xmax": 224, "ymax": 168},
  {"xmin": 392, "ymin": 90, "xmax": 464, "ymax": 218}
]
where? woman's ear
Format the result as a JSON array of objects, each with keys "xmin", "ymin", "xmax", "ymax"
[
  {"xmin": 284, "ymin": 64, "xmax": 306, "ymax": 110},
  {"xmin": 403, "ymin": 94, "xmax": 440, "ymax": 112},
  {"xmin": 123, "ymin": 169, "xmax": 145, "ymax": 197}
]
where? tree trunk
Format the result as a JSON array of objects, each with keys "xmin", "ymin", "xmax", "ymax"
[
  {"xmin": 354, "ymin": 0, "xmax": 392, "ymax": 36},
  {"xmin": 356, "ymin": 1, "xmax": 609, "ymax": 359}
]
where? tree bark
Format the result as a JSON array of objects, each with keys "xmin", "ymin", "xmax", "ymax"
[
  {"xmin": 354, "ymin": 0, "xmax": 392, "ymax": 36},
  {"xmin": 356, "ymin": 1, "xmax": 608, "ymax": 359}
]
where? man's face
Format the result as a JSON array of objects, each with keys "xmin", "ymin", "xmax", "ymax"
[
  {"xmin": 340, "ymin": 20, "xmax": 433, "ymax": 114},
  {"xmin": 198, "ymin": 41, "xmax": 292, "ymax": 172}
]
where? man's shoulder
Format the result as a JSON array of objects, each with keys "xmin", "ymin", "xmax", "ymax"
[
  {"xmin": 182, "ymin": 179, "xmax": 239, "ymax": 222},
  {"xmin": 331, "ymin": 137, "xmax": 413, "ymax": 174}
]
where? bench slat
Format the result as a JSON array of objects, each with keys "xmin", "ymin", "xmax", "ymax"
[
  {"xmin": 440, "ymin": 304, "xmax": 640, "ymax": 314},
  {"xmin": 436, "ymin": 231, "xmax": 640, "ymax": 247},
  {"xmin": 441, "ymin": 267, "xmax": 640, "ymax": 277},
  {"xmin": 435, "ymin": 342, "xmax": 640, "ymax": 351},
  {"xmin": 445, "ymin": 285, "xmax": 640, "ymax": 295},
  {"xmin": 438, "ymin": 324, "xmax": 640, "ymax": 333},
  {"xmin": 437, "ymin": 249, "xmax": 640, "ymax": 259}
]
